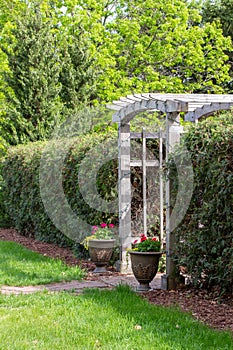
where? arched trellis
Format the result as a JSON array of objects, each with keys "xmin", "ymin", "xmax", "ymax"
[{"xmin": 107, "ymin": 93, "xmax": 233, "ymax": 290}]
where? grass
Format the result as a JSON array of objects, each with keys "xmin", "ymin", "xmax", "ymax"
[
  {"xmin": 0, "ymin": 239, "xmax": 232, "ymax": 349},
  {"xmin": 0, "ymin": 240, "xmax": 85, "ymax": 286},
  {"xmin": 0, "ymin": 285, "xmax": 232, "ymax": 350}
]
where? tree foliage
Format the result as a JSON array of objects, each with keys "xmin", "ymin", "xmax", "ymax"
[
  {"xmin": 0, "ymin": 0, "xmax": 232, "ymax": 143},
  {"xmin": 201, "ymin": 0, "xmax": 233, "ymax": 40},
  {"xmin": 0, "ymin": 1, "xmax": 98, "ymax": 144},
  {"xmin": 92, "ymin": 0, "xmax": 232, "ymax": 101},
  {"xmin": 0, "ymin": 5, "xmax": 63, "ymax": 144}
]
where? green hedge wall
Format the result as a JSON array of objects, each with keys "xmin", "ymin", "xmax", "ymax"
[
  {"xmin": 1, "ymin": 126, "xmax": 162, "ymax": 247},
  {"xmin": 170, "ymin": 112, "xmax": 233, "ymax": 294},
  {"xmin": 1, "ymin": 129, "xmax": 118, "ymax": 249}
]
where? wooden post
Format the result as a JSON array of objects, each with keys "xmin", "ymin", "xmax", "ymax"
[
  {"xmin": 161, "ymin": 113, "xmax": 183, "ymax": 290},
  {"xmin": 142, "ymin": 128, "xmax": 147, "ymax": 235},
  {"xmin": 159, "ymin": 128, "xmax": 164, "ymax": 248},
  {"xmin": 118, "ymin": 122, "xmax": 131, "ymax": 273}
]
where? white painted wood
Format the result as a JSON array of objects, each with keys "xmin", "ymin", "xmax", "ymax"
[
  {"xmin": 120, "ymin": 97, "xmax": 135, "ymax": 104},
  {"xmin": 165, "ymin": 112, "xmax": 181, "ymax": 290},
  {"xmin": 109, "ymin": 93, "xmax": 233, "ymax": 124},
  {"xmin": 126, "ymin": 95, "xmax": 142, "ymax": 102},
  {"xmin": 118, "ymin": 123, "xmax": 131, "ymax": 273},
  {"xmin": 159, "ymin": 128, "xmax": 164, "ymax": 248},
  {"xmin": 142, "ymin": 128, "xmax": 147, "ymax": 235},
  {"xmin": 185, "ymin": 102, "xmax": 233, "ymax": 121},
  {"xmin": 106, "ymin": 104, "xmax": 122, "ymax": 111},
  {"xmin": 134, "ymin": 93, "xmax": 150, "ymax": 100},
  {"xmin": 130, "ymin": 132, "xmax": 160, "ymax": 139},
  {"xmin": 130, "ymin": 160, "xmax": 159, "ymax": 167}
]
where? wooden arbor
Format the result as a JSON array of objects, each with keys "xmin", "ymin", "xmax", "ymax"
[{"xmin": 107, "ymin": 93, "xmax": 233, "ymax": 289}]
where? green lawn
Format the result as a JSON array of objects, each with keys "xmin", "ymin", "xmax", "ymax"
[
  {"xmin": 0, "ymin": 240, "xmax": 85, "ymax": 286},
  {"xmin": 0, "ymin": 240, "xmax": 232, "ymax": 349},
  {"xmin": 0, "ymin": 286, "xmax": 232, "ymax": 350}
]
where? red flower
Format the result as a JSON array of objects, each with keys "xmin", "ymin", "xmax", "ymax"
[
  {"xmin": 133, "ymin": 239, "xmax": 138, "ymax": 244},
  {"xmin": 140, "ymin": 234, "xmax": 147, "ymax": 242},
  {"xmin": 100, "ymin": 223, "xmax": 107, "ymax": 228},
  {"xmin": 108, "ymin": 224, "xmax": 114, "ymax": 228},
  {"xmin": 152, "ymin": 237, "xmax": 158, "ymax": 241}
]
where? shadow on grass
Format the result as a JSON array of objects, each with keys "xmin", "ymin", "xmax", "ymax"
[{"xmin": 81, "ymin": 284, "xmax": 233, "ymax": 350}]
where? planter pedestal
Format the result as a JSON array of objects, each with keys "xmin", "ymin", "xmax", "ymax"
[
  {"xmin": 88, "ymin": 239, "xmax": 116, "ymax": 273},
  {"xmin": 129, "ymin": 251, "xmax": 162, "ymax": 291}
]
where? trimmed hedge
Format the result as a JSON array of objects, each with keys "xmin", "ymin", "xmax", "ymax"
[
  {"xmin": 1, "ymin": 130, "xmax": 118, "ymax": 249},
  {"xmin": 170, "ymin": 112, "xmax": 233, "ymax": 294},
  {"xmin": 1, "ymin": 126, "xmax": 162, "ymax": 248}
]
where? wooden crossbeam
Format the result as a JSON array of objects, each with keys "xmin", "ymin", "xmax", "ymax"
[{"xmin": 130, "ymin": 160, "xmax": 159, "ymax": 167}]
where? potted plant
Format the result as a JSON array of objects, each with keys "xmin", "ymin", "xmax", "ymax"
[
  {"xmin": 128, "ymin": 234, "xmax": 162, "ymax": 291},
  {"xmin": 81, "ymin": 223, "xmax": 116, "ymax": 273}
]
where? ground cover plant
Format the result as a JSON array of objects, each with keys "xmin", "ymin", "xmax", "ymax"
[
  {"xmin": 0, "ymin": 285, "xmax": 232, "ymax": 350},
  {"xmin": 0, "ymin": 240, "xmax": 85, "ymax": 286}
]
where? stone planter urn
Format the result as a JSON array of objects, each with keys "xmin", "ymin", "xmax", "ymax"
[
  {"xmin": 129, "ymin": 251, "xmax": 162, "ymax": 291},
  {"xmin": 88, "ymin": 239, "xmax": 116, "ymax": 273}
]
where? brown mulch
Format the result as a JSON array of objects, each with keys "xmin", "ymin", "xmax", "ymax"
[
  {"xmin": 0, "ymin": 228, "xmax": 232, "ymax": 333},
  {"xmin": 142, "ymin": 289, "xmax": 233, "ymax": 333}
]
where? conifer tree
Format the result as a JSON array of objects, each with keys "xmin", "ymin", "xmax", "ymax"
[
  {"xmin": 59, "ymin": 23, "xmax": 97, "ymax": 119},
  {"xmin": 1, "ymin": 4, "xmax": 62, "ymax": 144}
]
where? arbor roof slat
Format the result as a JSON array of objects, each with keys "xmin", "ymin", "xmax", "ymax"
[{"xmin": 107, "ymin": 93, "xmax": 233, "ymax": 122}]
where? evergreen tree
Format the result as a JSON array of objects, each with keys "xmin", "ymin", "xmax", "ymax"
[
  {"xmin": 1, "ymin": 4, "xmax": 63, "ymax": 144},
  {"xmin": 59, "ymin": 23, "xmax": 98, "ymax": 119}
]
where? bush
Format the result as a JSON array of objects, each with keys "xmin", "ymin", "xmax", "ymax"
[
  {"xmin": 0, "ymin": 135, "xmax": 12, "ymax": 227},
  {"xmin": 170, "ymin": 112, "xmax": 233, "ymax": 294},
  {"xmin": 1, "ymin": 123, "xmax": 162, "ymax": 251},
  {"xmin": 1, "ymin": 130, "xmax": 118, "ymax": 251}
]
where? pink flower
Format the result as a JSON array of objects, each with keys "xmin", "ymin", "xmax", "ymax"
[
  {"xmin": 152, "ymin": 237, "xmax": 158, "ymax": 241},
  {"xmin": 133, "ymin": 239, "xmax": 138, "ymax": 244},
  {"xmin": 109, "ymin": 224, "xmax": 114, "ymax": 228},
  {"xmin": 91, "ymin": 226, "xmax": 98, "ymax": 234},
  {"xmin": 100, "ymin": 223, "xmax": 107, "ymax": 228}
]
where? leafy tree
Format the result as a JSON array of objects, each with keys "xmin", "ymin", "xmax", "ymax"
[
  {"xmin": 201, "ymin": 0, "xmax": 233, "ymax": 91},
  {"xmin": 201, "ymin": 0, "xmax": 233, "ymax": 40},
  {"xmin": 65, "ymin": 0, "xmax": 231, "ymax": 102},
  {"xmin": 95, "ymin": 0, "xmax": 232, "ymax": 101}
]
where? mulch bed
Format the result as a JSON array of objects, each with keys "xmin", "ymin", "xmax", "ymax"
[
  {"xmin": 142, "ymin": 288, "xmax": 233, "ymax": 332},
  {"xmin": 0, "ymin": 228, "xmax": 232, "ymax": 333}
]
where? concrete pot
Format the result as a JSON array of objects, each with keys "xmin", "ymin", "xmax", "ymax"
[
  {"xmin": 88, "ymin": 239, "xmax": 116, "ymax": 273},
  {"xmin": 129, "ymin": 251, "xmax": 162, "ymax": 291}
]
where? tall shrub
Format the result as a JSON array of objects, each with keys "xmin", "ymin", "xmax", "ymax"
[
  {"xmin": 1, "ymin": 130, "xmax": 118, "ymax": 247},
  {"xmin": 170, "ymin": 112, "xmax": 233, "ymax": 294}
]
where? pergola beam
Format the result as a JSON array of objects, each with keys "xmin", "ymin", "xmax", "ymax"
[{"xmin": 107, "ymin": 93, "xmax": 233, "ymax": 123}]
